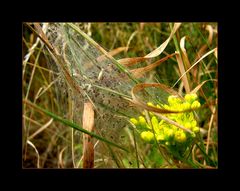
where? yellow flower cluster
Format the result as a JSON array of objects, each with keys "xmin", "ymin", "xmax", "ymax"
[{"xmin": 130, "ymin": 93, "xmax": 201, "ymax": 148}]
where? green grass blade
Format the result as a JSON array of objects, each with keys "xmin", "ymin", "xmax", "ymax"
[{"xmin": 23, "ymin": 100, "xmax": 129, "ymax": 153}]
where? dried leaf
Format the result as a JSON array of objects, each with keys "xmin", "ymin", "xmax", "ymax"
[
  {"xmin": 144, "ymin": 23, "xmax": 181, "ymax": 58},
  {"xmin": 28, "ymin": 118, "xmax": 54, "ymax": 140},
  {"xmin": 33, "ymin": 23, "xmax": 54, "ymax": 51},
  {"xmin": 125, "ymin": 31, "xmax": 138, "ymax": 53},
  {"xmin": 180, "ymin": 36, "xmax": 191, "ymax": 69},
  {"xmin": 192, "ymin": 25, "xmax": 215, "ymax": 80},
  {"xmin": 59, "ymin": 147, "xmax": 67, "ymax": 168},
  {"xmin": 131, "ymin": 53, "xmax": 177, "ymax": 78},
  {"xmin": 190, "ymin": 79, "xmax": 217, "ymax": 94},
  {"xmin": 214, "ymin": 48, "xmax": 218, "ymax": 58},
  {"xmin": 175, "ymin": 51, "xmax": 191, "ymax": 93},
  {"xmin": 82, "ymin": 102, "xmax": 94, "ymax": 168},
  {"xmin": 118, "ymin": 57, "xmax": 150, "ymax": 66},
  {"xmin": 194, "ymin": 24, "xmax": 214, "ymax": 62},
  {"xmin": 27, "ymin": 140, "xmax": 40, "ymax": 168},
  {"xmin": 140, "ymin": 22, "xmax": 145, "ymax": 30},
  {"xmin": 206, "ymin": 25, "xmax": 213, "ymax": 45}
]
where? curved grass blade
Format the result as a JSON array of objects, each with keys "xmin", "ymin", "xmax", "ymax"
[{"xmin": 144, "ymin": 23, "xmax": 181, "ymax": 58}]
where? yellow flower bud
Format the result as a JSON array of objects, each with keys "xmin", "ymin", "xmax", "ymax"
[
  {"xmin": 159, "ymin": 120, "xmax": 164, "ymax": 126},
  {"xmin": 165, "ymin": 141, "xmax": 170, "ymax": 146},
  {"xmin": 184, "ymin": 122, "xmax": 192, "ymax": 129},
  {"xmin": 130, "ymin": 118, "xmax": 138, "ymax": 126},
  {"xmin": 168, "ymin": 95, "xmax": 181, "ymax": 106},
  {"xmin": 130, "ymin": 94, "xmax": 201, "ymax": 149},
  {"xmin": 139, "ymin": 116, "xmax": 148, "ymax": 129},
  {"xmin": 174, "ymin": 131, "xmax": 187, "ymax": 143},
  {"xmin": 149, "ymin": 112, "xmax": 154, "ymax": 117},
  {"xmin": 164, "ymin": 128, "xmax": 174, "ymax": 141},
  {"xmin": 172, "ymin": 103, "xmax": 182, "ymax": 111},
  {"xmin": 168, "ymin": 96, "xmax": 176, "ymax": 105},
  {"xmin": 151, "ymin": 116, "xmax": 159, "ymax": 132},
  {"xmin": 190, "ymin": 132, "xmax": 196, "ymax": 138},
  {"xmin": 182, "ymin": 102, "xmax": 191, "ymax": 110},
  {"xmin": 158, "ymin": 125, "xmax": 164, "ymax": 130},
  {"xmin": 156, "ymin": 134, "xmax": 165, "ymax": 141},
  {"xmin": 184, "ymin": 93, "xmax": 198, "ymax": 103},
  {"xmin": 192, "ymin": 126, "xmax": 200, "ymax": 133},
  {"xmin": 147, "ymin": 102, "xmax": 155, "ymax": 107},
  {"xmin": 187, "ymin": 113, "xmax": 194, "ymax": 121},
  {"xmin": 191, "ymin": 120, "xmax": 197, "ymax": 127},
  {"xmin": 163, "ymin": 104, "xmax": 170, "ymax": 110},
  {"xmin": 141, "ymin": 131, "xmax": 154, "ymax": 142},
  {"xmin": 191, "ymin": 101, "xmax": 201, "ymax": 109},
  {"xmin": 139, "ymin": 116, "xmax": 146, "ymax": 125}
]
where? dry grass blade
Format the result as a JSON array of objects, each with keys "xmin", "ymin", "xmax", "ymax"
[
  {"xmin": 27, "ymin": 140, "xmax": 40, "ymax": 168},
  {"xmin": 32, "ymin": 23, "xmax": 54, "ymax": 51},
  {"xmin": 58, "ymin": 146, "xmax": 67, "ymax": 168},
  {"xmin": 144, "ymin": 23, "xmax": 181, "ymax": 58},
  {"xmin": 118, "ymin": 57, "xmax": 150, "ymax": 66},
  {"xmin": 204, "ymin": 106, "xmax": 216, "ymax": 165},
  {"xmin": 206, "ymin": 25, "xmax": 213, "ymax": 45},
  {"xmin": 23, "ymin": 33, "xmax": 40, "ymax": 65},
  {"xmin": 140, "ymin": 23, "xmax": 145, "ymax": 30},
  {"xmin": 214, "ymin": 48, "xmax": 218, "ymax": 58},
  {"xmin": 23, "ymin": 115, "xmax": 42, "ymax": 127},
  {"xmin": 28, "ymin": 118, "xmax": 53, "ymax": 140},
  {"xmin": 22, "ymin": 24, "xmax": 47, "ymax": 79},
  {"xmin": 82, "ymin": 102, "xmax": 95, "ymax": 168},
  {"xmin": 190, "ymin": 79, "xmax": 217, "ymax": 94},
  {"xmin": 192, "ymin": 25, "xmax": 214, "ymax": 80},
  {"xmin": 194, "ymin": 25, "xmax": 214, "ymax": 62},
  {"xmin": 125, "ymin": 30, "xmax": 138, "ymax": 53},
  {"xmin": 180, "ymin": 36, "xmax": 191, "ymax": 70},
  {"xmin": 172, "ymin": 48, "xmax": 217, "ymax": 88},
  {"xmin": 35, "ymin": 78, "xmax": 59, "ymax": 100},
  {"xmin": 175, "ymin": 51, "xmax": 191, "ymax": 93},
  {"xmin": 131, "ymin": 53, "xmax": 177, "ymax": 78}
]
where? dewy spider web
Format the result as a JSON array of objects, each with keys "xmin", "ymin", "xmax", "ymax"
[{"xmin": 43, "ymin": 23, "xmax": 176, "ymax": 167}]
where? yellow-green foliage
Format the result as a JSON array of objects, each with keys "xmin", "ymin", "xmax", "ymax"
[{"xmin": 130, "ymin": 93, "xmax": 201, "ymax": 152}]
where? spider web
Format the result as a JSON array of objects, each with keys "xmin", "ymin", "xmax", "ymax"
[
  {"xmin": 43, "ymin": 23, "xmax": 176, "ymax": 167},
  {"xmin": 45, "ymin": 23, "xmax": 140, "ymax": 158}
]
